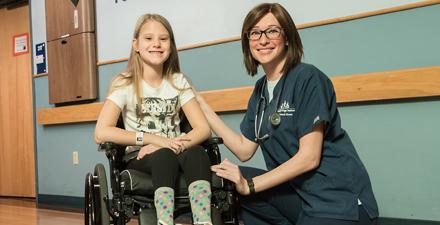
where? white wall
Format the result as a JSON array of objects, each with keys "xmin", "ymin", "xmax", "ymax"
[
  {"xmin": 31, "ymin": 0, "xmax": 423, "ymax": 72},
  {"xmin": 96, "ymin": 0, "xmax": 424, "ymax": 62}
]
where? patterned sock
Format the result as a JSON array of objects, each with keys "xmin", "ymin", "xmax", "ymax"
[
  {"xmin": 189, "ymin": 180, "xmax": 212, "ymax": 225},
  {"xmin": 154, "ymin": 187, "xmax": 174, "ymax": 225}
]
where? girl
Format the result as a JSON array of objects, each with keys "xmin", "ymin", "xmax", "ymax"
[
  {"xmin": 95, "ymin": 14, "xmax": 213, "ymax": 225},
  {"xmin": 196, "ymin": 3, "xmax": 379, "ymax": 225}
]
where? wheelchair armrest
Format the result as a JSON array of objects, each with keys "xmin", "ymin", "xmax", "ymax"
[
  {"xmin": 202, "ymin": 137, "xmax": 223, "ymax": 146},
  {"xmin": 209, "ymin": 137, "xmax": 223, "ymax": 145},
  {"xmin": 99, "ymin": 142, "xmax": 124, "ymax": 151},
  {"xmin": 99, "ymin": 142, "xmax": 126, "ymax": 155},
  {"xmin": 202, "ymin": 137, "xmax": 224, "ymax": 165},
  {"xmin": 98, "ymin": 142, "xmax": 127, "ymax": 169}
]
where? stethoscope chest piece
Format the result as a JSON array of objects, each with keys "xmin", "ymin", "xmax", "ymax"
[{"xmin": 269, "ymin": 112, "xmax": 281, "ymax": 126}]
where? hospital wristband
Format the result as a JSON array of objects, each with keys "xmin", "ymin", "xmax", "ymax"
[
  {"xmin": 135, "ymin": 132, "xmax": 144, "ymax": 146},
  {"xmin": 246, "ymin": 178, "xmax": 255, "ymax": 195}
]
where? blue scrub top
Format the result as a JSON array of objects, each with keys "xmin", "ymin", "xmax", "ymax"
[{"xmin": 240, "ymin": 63, "xmax": 378, "ymax": 220}]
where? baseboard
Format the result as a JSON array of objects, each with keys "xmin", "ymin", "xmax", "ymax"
[
  {"xmin": 37, "ymin": 194, "xmax": 83, "ymax": 212},
  {"xmin": 379, "ymin": 217, "xmax": 440, "ymax": 225}
]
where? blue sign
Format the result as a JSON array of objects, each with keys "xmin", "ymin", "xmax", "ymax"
[{"xmin": 35, "ymin": 42, "xmax": 47, "ymax": 74}]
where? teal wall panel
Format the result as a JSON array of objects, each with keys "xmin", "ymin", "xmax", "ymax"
[
  {"xmin": 34, "ymin": 77, "xmax": 107, "ymax": 196},
  {"xmin": 339, "ymin": 101, "xmax": 440, "ymax": 220},
  {"xmin": 33, "ymin": 5, "xmax": 440, "ymax": 220},
  {"xmin": 300, "ymin": 4, "xmax": 440, "ymax": 76},
  {"xmin": 97, "ymin": 62, "xmax": 127, "ymax": 101},
  {"xmin": 179, "ymin": 41, "xmax": 257, "ymax": 91}
]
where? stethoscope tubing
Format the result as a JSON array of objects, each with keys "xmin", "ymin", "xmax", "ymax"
[
  {"xmin": 254, "ymin": 75, "xmax": 287, "ymax": 142},
  {"xmin": 254, "ymin": 94, "xmax": 268, "ymax": 142}
]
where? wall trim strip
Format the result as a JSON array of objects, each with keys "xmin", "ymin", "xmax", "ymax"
[{"xmin": 33, "ymin": 72, "xmax": 48, "ymax": 78}]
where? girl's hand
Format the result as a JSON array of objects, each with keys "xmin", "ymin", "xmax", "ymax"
[
  {"xmin": 211, "ymin": 158, "xmax": 250, "ymax": 195},
  {"xmin": 159, "ymin": 136, "xmax": 191, "ymax": 154},
  {"xmin": 136, "ymin": 144, "xmax": 160, "ymax": 160}
]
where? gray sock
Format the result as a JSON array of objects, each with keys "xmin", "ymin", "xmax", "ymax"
[
  {"xmin": 154, "ymin": 187, "xmax": 174, "ymax": 225},
  {"xmin": 189, "ymin": 180, "xmax": 212, "ymax": 224}
]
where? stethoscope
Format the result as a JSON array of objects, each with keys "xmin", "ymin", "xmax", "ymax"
[{"xmin": 254, "ymin": 74, "xmax": 287, "ymax": 142}]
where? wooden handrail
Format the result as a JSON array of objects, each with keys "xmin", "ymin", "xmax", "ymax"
[
  {"xmin": 37, "ymin": 66, "xmax": 440, "ymax": 125},
  {"xmin": 332, "ymin": 66, "xmax": 440, "ymax": 103}
]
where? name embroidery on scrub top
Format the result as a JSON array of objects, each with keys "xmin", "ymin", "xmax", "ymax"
[{"xmin": 277, "ymin": 100, "xmax": 295, "ymax": 116}]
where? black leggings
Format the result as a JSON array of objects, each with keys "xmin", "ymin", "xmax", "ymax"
[{"xmin": 126, "ymin": 145, "xmax": 211, "ymax": 189}]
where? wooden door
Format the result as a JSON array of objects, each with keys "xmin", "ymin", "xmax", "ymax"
[{"xmin": 0, "ymin": 4, "xmax": 36, "ymax": 197}]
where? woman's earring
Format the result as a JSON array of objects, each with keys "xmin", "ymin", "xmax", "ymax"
[{"xmin": 285, "ymin": 42, "xmax": 289, "ymax": 46}]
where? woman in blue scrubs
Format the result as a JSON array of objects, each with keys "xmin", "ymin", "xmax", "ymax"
[{"xmin": 196, "ymin": 3, "xmax": 379, "ymax": 225}]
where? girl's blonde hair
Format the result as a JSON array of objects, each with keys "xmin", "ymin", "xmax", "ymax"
[{"xmin": 108, "ymin": 14, "xmax": 181, "ymax": 115}]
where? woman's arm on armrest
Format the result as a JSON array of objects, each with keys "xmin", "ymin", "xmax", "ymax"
[
  {"xmin": 196, "ymin": 93, "xmax": 258, "ymax": 162},
  {"xmin": 180, "ymin": 98, "xmax": 211, "ymax": 148},
  {"xmin": 252, "ymin": 123, "xmax": 324, "ymax": 192}
]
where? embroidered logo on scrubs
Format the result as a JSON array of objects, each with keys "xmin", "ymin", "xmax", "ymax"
[{"xmin": 278, "ymin": 100, "xmax": 295, "ymax": 116}]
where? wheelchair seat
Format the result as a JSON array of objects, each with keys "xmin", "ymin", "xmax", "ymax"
[
  {"xmin": 120, "ymin": 166, "xmax": 222, "ymax": 197},
  {"xmin": 84, "ymin": 116, "xmax": 239, "ymax": 225}
]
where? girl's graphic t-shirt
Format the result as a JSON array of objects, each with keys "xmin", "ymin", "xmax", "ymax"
[{"xmin": 108, "ymin": 73, "xmax": 194, "ymax": 138}]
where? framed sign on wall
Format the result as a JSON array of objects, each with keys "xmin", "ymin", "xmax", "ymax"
[{"xmin": 13, "ymin": 33, "xmax": 29, "ymax": 56}]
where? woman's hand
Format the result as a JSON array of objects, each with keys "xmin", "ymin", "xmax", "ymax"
[{"xmin": 211, "ymin": 159, "xmax": 250, "ymax": 195}]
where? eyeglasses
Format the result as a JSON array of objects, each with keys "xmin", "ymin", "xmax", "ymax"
[{"xmin": 247, "ymin": 26, "xmax": 283, "ymax": 41}]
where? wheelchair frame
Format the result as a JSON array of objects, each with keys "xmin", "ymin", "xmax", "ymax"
[{"xmin": 84, "ymin": 138, "xmax": 240, "ymax": 225}]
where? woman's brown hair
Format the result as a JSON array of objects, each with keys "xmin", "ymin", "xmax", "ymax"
[{"xmin": 241, "ymin": 3, "xmax": 303, "ymax": 76}]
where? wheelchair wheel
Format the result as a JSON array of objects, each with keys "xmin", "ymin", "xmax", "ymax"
[
  {"xmin": 84, "ymin": 172, "xmax": 97, "ymax": 225},
  {"xmin": 94, "ymin": 163, "xmax": 111, "ymax": 225}
]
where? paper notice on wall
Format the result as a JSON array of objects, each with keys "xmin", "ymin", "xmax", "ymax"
[
  {"xmin": 35, "ymin": 42, "xmax": 47, "ymax": 74},
  {"xmin": 13, "ymin": 33, "xmax": 29, "ymax": 56}
]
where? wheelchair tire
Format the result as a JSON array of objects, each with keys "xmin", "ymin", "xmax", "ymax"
[
  {"xmin": 94, "ymin": 163, "xmax": 111, "ymax": 225},
  {"xmin": 84, "ymin": 172, "xmax": 97, "ymax": 225}
]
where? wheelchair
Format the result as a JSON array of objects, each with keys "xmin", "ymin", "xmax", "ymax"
[{"xmin": 84, "ymin": 117, "xmax": 239, "ymax": 225}]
